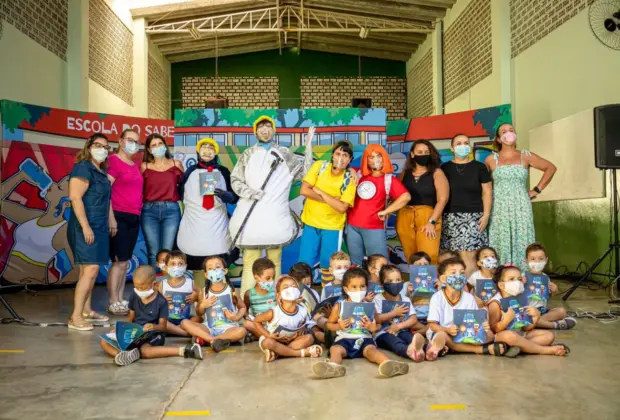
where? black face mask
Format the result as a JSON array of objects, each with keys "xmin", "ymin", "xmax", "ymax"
[
  {"xmin": 413, "ymin": 155, "xmax": 431, "ymax": 166},
  {"xmin": 383, "ymin": 282, "xmax": 404, "ymax": 296}
]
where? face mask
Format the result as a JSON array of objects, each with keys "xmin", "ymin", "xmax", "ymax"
[
  {"xmin": 503, "ymin": 280, "xmax": 524, "ymax": 296},
  {"xmin": 207, "ymin": 268, "xmax": 226, "ymax": 283},
  {"xmin": 528, "ymin": 261, "xmax": 547, "ymax": 273},
  {"xmin": 501, "ymin": 132, "xmax": 517, "ymax": 145},
  {"xmin": 454, "ymin": 145, "xmax": 471, "ymax": 158},
  {"xmin": 446, "ymin": 274, "xmax": 466, "ymax": 291},
  {"xmin": 200, "ymin": 149, "xmax": 215, "ymax": 161},
  {"xmin": 332, "ymin": 157, "xmax": 348, "ymax": 170},
  {"xmin": 124, "ymin": 141, "xmax": 139, "ymax": 155},
  {"xmin": 91, "ymin": 148, "xmax": 108, "ymax": 163},
  {"xmin": 370, "ymin": 157, "xmax": 383, "ymax": 170},
  {"xmin": 333, "ymin": 268, "xmax": 347, "ymax": 282},
  {"xmin": 413, "ymin": 155, "xmax": 431, "ymax": 166},
  {"xmin": 280, "ymin": 287, "xmax": 301, "ymax": 301},
  {"xmin": 168, "ymin": 266, "xmax": 186, "ymax": 278},
  {"xmin": 346, "ymin": 289, "xmax": 367, "ymax": 303},
  {"xmin": 259, "ymin": 280, "xmax": 274, "ymax": 292},
  {"xmin": 151, "ymin": 145, "xmax": 167, "ymax": 158},
  {"xmin": 134, "ymin": 288, "xmax": 154, "ymax": 299},
  {"xmin": 158, "ymin": 263, "xmax": 166, "ymax": 272},
  {"xmin": 481, "ymin": 257, "xmax": 498, "ymax": 270},
  {"xmin": 383, "ymin": 282, "xmax": 404, "ymax": 296}
]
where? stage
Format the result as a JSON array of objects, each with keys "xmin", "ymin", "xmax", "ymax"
[{"xmin": 1, "ymin": 284, "xmax": 619, "ymax": 420}]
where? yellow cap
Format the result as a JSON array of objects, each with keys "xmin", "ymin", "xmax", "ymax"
[
  {"xmin": 196, "ymin": 137, "xmax": 219, "ymax": 154},
  {"xmin": 253, "ymin": 116, "xmax": 276, "ymax": 135}
]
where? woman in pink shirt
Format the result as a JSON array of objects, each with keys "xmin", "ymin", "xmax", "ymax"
[{"xmin": 106, "ymin": 129, "xmax": 144, "ymax": 315}]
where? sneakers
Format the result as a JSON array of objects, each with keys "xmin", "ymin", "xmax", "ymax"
[
  {"xmin": 184, "ymin": 343, "xmax": 204, "ymax": 360},
  {"xmin": 107, "ymin": 302, "xmax": 129, "ymax": 316},
  {"xmin": 312, "ymin": 361, "xmax": 346, "ymax": 379},
  {"xmin": 211, "ymin": 339, "xmax": 231, "ymax": 353},
  {"xmin": 378, "ymin": 360, "xmax": 409, "ymax": 378},
  {"xmin": 555, "ymin": 317, "xmax": 577, "ymax": 330},
  {"xmin": 114, "ymin": 348, "xmax": 140, "ymax": 366}
]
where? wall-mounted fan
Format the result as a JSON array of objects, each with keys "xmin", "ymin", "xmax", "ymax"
[{"xmin": 589, "ymin": 0, "xmax": 620, "ymax": 50}]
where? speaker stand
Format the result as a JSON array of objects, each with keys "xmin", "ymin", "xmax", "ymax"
[{"xmin": 563, "ymin": 169, "xmax": 620, "ymax": 302}]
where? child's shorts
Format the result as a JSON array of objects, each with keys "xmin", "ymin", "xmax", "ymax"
[
  {"xmin": 334, "ymin": 337, "xmax": 375, "ymax": 359},
  {"xmin": 144, "ymin": 332, "xmax": 166, "ymax": 347},
  {"xmin": 168, "ymin": 318, "xmax": 185, "ymax": 326},
  {"xmin": 538, "ymin": 306, "xmax": 550, "ymax": 316},
  {"xmin": 206, "ymin": 324, "xmax": 234, "ymax": 337}
]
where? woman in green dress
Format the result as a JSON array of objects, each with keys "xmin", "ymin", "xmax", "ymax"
[{"xmin": 484, "ymin": 123, "xmax": 557, "ymax": 270}]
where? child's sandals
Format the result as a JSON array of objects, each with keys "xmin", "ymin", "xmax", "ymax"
[
  {"xmin": 406, "ymin": 333, "xmax": 426, "ymax": 363},
  {"xmin": 425, "ymin": 333, "xmax": 446, "ymax": 361},
  {"xmin": 301, "ymin": 345, "xmax": 323, "ymax": 358},
  {"xmin": 482, "ymin": 341, "xmax": 521, "ymax": 358}
]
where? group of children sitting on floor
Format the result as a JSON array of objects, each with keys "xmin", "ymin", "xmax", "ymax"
[{"xmin": 100, "ymin": 242, "xmax": 574, "ymax": 379}]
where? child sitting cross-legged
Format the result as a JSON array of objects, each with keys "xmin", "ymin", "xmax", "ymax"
[
  {"xmin": 488, "ymin": 264, "xmax": 570, "ymax": 356},
  {"xmin": 243, "ymin": 258, "xmax": 277, "ymax": 340},
  {"xmin": 180, "ymin": 256, "xmax": 248, "ymax": 353},
  {"xmin": 253, "ymin": 275, "xmax": 323, "ymax": 362},
  {"xmin": 154, "ymin": 250, "xmax": 200, "ymax": 337},
  {"xmin": 311, "ymin": 267, "xmax": 409, "ymax": 379},
  {"xmin": 99, "ymin": 265, "xmax": 203, "ymax": 366},
  {"xmin": 427, "ymin": 257, "xmax": 521, "ymax": 359}
]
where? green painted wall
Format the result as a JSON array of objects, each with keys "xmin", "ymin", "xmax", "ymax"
[{"xmin": 171, "ymin": 49, "xmax": 406, "ymax": 115}]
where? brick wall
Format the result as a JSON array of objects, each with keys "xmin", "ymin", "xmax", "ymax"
[
  {"xmin": 0, "ymin": 0, "xmax": 68, "ymax": 60},
  {"xmin": 89, "ymin": 0, "xmax": 133, "ymax": 105},
  {"xmin": 148, "ymin": 55, "xmax": 170, "ymax": 119},
  {"xmin": 407, "ymin": 50, "xmax": 434, "ymax": 119},
  {"xmin": 511, "ymin": 0, "xmax": 595, "ymax": 58},
  {"xmin": 181, "ymin": 77, "xmax": 279, "ymax": 108},
  {"xmin": 300, "ymin": 77, "xmax": 406, "ymax": 120},
  {"xmin": 443, "ymin": 0, "xmax": 492, "ymax": 104}
]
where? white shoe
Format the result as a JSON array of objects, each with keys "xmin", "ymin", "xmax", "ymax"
[
  {"xmin": 107, "ymin": 302, "xmax": 129, "ymax": 316},
  {"xmin": 120, "ymin": 300, "xmax": 129, "ymax": 310}
]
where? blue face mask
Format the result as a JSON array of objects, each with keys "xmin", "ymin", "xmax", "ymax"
[
  {"xmin": 259, "ymin": 280, "xmax": 274, "ymax": 292},
  {"xmin": 208, "ymin": 268, "xmax": 226, "ymax": 283},
  {"xmin": 383, "ymin": 282, "xmax": 404, "ymax": 296},
  {"xmin": 446, "ymin": 274, "xmax": 466, "ymax": 291},
  {"xmin": 454, "ymin": 145, "xmax": 471, "ymax": 158}
]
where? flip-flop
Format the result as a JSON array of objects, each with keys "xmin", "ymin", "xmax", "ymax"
[
  {"xmin": 406, "ymin": 333, "xmax": 426, "ymax": 363},
  {"xmin": 68, "ymin": 318, "xmax": 93, "ymax": 331},
  {"xmin": 82, "ymin": 311, "xmax": 110, "ymax": 323},
  {"xmin": 482, "ymin": 342, "xmax": 520, "ymax": 357},
  {"xmin": 555, "ymin": 343, "xmax": 571, "ymax": 355}
]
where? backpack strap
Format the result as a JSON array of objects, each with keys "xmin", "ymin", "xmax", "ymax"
[
  {"xmin": 384, "ymin": 174, "xmax": 392, "ymax": 203},
  {"xmin": 318, "ymin": 161, "xmax": 329, "ymax": 177},
  {"xmin": 341, "ymin": 170, "xmax": 352, "ymax": 195}
]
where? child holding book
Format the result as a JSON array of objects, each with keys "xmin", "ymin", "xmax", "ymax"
[
  {"xmin": 180, "ymin": 256, "xmax": 247, "ymax": 353},
  {"xmin": 525, "ymin": 243, "xmax": 576, "ymax": 330},
  {"xmin": 253, "ymin": 275, "xmax": 323, "ymax": 362},
  {"xmin": 374, "ymin": 264, "xmax": 426, "ymax": 362},
  {"xmin": 99, "ymin": 265, "xmax": 203, "ymax": 366},
  {"xmin": 243, "ymin": 258, "xmax": 277, "ymax": 339},
  {"xmin": 289, "ymin": 262, "xmax": 320, "ymax": 311},
  {"xmin": 155, "ymin": 250, "xmax": 199, "ymax": 337},
  {"xmin": 427, "ymin": 258, "xmax": 521, "ymax": 359},
  {"xmin": 488, "ymin": 264, "xmax": 570, "ymax": 356},
  {"xmin": 466, "ymin": 247, "xmax": 498, "ymax": 293},
  {"xmin": 312, "ymin": 268, "xmax": 409, "ymax": 379}
]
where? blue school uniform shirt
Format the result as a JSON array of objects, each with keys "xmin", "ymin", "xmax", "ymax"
[{"xmin": 128, "ymin": 291, "xmax": 169, "ymax": 325}]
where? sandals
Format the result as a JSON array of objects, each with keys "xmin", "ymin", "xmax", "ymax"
[
  {"xmin": 107, "ymin": 302, "xmax": 129, "ymax": 316},
  {"xmin": 426, "ymin": 333, "xmax": 446, "ymax": 361},
  {"xmin": 82, "ymin": 311, "xmax": 110, "ymax": 323},
  {"xmin": 407, "ymin": 333, "xmax": 426, "ymax": 363},
  {"xmin": 555, "ymin": 343, "xmax": 571, "ymax": 356},
  {"xmin": 68, "ymin": 318, "xmax": 93, "ymax": 331},
  {"xmin": 302, "ymin": 345, "xmax": 323, "ymax": 358},
  {"xmin": 482, "ymin": 341, "xmax": 521, "ymax": 358}
]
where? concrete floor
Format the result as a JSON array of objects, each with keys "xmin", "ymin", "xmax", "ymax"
[{"xmin": 1, "ymin": 284, "xmax": 620, "ymax": 420}]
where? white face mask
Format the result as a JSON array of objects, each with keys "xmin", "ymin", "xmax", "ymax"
[
  {"xmin": 346, "ymin": 289, "xmax": 366, "ymax": 303},
  {"xmin": 481, "ymin": 257, "xmax": 498, "ymax": 270},
  {"xmin": 280, "ymin": 287, "xmax": 301, "ymax": 301},
  {"xmin": 124, "ymin": 141, "xmax": 139, "ymax": 155},
  {"xmin": 134, "ymin": 288, "xmax": 154, "ymax": 299},
  {"xmin": 528, "ymin": 261, "xmax": 547, "ymax": 273},
  {"xmin": 333, "ymin": 157, "xmax": 348, "ymax": 169},
  {"xmin": 151, "ymin": 145, "xmax": 167, "ymax": 158},
  {"xmin": 503, "ymin": 281, "xmax": 524, "ymax": 297},
  {"xmin": 158, "ymin": 263, "xmax": 166, "ymax": 272},
  {"xmin": 370, "ymin": 157, "xmax": 383, "ymax": 170},
  {"xmin": 168, "ymin": 265, "xmax": 187, "ymax": 278},
  {"xmin": 91, "ymin": 148, "xmax": 108, "ymax": 163},
  {"xmin": 333, "ymin": 268, "xmax": 347, "ymax": 282}
]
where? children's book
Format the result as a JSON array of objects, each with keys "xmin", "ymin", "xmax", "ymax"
[
  {"xmin": 500, "ymin": 294, "xmax": 534, "ymax": 330},
  {"xmin": 368, "ymin": 282, "xmax": 384, "ymax": 295},
  {"xmin": 310, "ymin": 295, "xmax": 340, "ymax": 317},
  {"xmin": 409, "ymin": 265, "xmax": 437, "ymax": 293},
  {"xmin": 341, "ymin": 302, "xmax": 375, "ymax": 336},
  {"xmin": 273, "ymin": 324, "xmax": 307, "ymax": 340},
  {"xmin": 322, "ymin": 284, "xmax": 342, "ymax": 299},
  {"xmin": 300, "ymin": 284, "xmax": 319, "ymax": 312},
  {"xmin": 411, "ymin": 290, "xmax": 435, "ymax": 320},
  {"xmin": 165, "ymin": 291, "xmax": 191, "ymax": 320},
  {"xmin": 206, "ymin": 294, "xmax": 235, "ymax": 329},
  {"xmin": 199, "ymin": 172, "xmax": 217, "ymax": 196},
  {"xmin": 475, "ymin": 279, "xmax": 497, "ymax": 303},
  {"xmin": 453, "ymin": 309, "xmax": 487, "ymax": 344},
  {"xmin": 100, "ymin": 321, "xmax": 164, "ymax": 351},
  {"xmin": 524, "ymin": 272, "xmax": 550, "ymax": 307},
  {"xmin": 380, "ymin": 300, "xmax": 410, "ymax": 329}
]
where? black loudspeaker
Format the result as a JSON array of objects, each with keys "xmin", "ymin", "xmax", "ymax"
[
  {"xmin": 595, "ymin": 104, "xmax": 620, "ymax": 169},
  {"xmin": 352, "ymin": 98, "xmax": 372, "ymax": 108}
]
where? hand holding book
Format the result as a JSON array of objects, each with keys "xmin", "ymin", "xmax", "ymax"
[
  {"xmin": 201, "ymin": 295, "xmax": 218, "ymax": 309},
  {"xmin": 143, "ymin": 323, "xmax": 155, "ymax": 332},
  {"xmin": 391, "ymin": 304, "xmax": 409, "ymax": 319},
  {"xmin": 338, "ymin": 317, "xmax": 352, "ymax": 330},
  {"xmin": 525, "ymin": 306, "xmax": 541, "ymax": 320},
  {"xmin": 359, "ymin": 315, "xmax": 377, "ymax": 333},
  {"xmin": 185, "ymin": 293, "xmax": 197, "ymax": 304},
  {"xmin": 385, "ymin": 323, "xmax": 401, "ymax": 335},
  {"xmin": 448, "ymin": 324, "xmax": 458, "ymax": 336}
]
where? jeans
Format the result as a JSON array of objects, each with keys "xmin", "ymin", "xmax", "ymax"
[
  {"xmin": 375, "ymin": 329, "xmax": 414, "ymax": 358},
  {"xmin": 345, "ymin": 224, "xmax": 388, "ymax": 267},
  {"xmin": 298, "ymin": 225, "xmax": 342, "ymax": 284},
  {"xmin": 141, "ymin": 201, "xmax": 182, "ymax": 266}
]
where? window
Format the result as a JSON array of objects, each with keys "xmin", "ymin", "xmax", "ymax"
[
  {"xmin": 184, "ymin": 134, "xmax": 197, "ymax": 147},
  {"xmin": 380, "ymin": 133, "xmax": 387, "ymax": 146},
  {"xmin": 402, "ymin": 142, "xmax": 413, "ymax": 154},
  {"xmin": 319, "ymin": 133, "xmax": 332, "ymax": 146},
  {"xmin": 347, "ymin": 133, "xmax": 360, "ymax": 145},
  {"xmin": 234, "ymin": 134, "xmax": 247, "ymax": 146},
  {"xmin": 334, "ymin": 133, "xmax": 347, "ymax": 142},
  {"xmin": 367, "ymin": 133, "xmax": 381, "ymax": 144},
  {"xmin": 211, "ymin": 134, "xmax": 226, "ymax": 145},
  {"xmin": 174, "ymin": 134, "xmax": 184, "ymax": 147},
  {"xmin": 249, "ymin": 135, "xmax": 258, "ymax": 146},
  {"xmin": 277, "ymin": 134, "xmax": 293, "ymax": 147}
]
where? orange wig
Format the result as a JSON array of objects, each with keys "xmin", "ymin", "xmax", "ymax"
[{"xmin": 361, "ymin": 144, "xmax": 394, "ymax": 177}]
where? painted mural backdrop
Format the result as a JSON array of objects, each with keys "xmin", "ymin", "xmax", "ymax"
[{"xmin": 0, "ymin": 100, "xmax": 173, "ymax": 285}]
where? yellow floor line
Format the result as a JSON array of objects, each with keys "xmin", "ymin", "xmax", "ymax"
[
  {"xmin": 205, "ymin": 349, "xmax": 236, "ymax": 354},
  {"xmin": 0, "ymin": 350, "xmax": 25, "ymax": 353},
  {"xmin": 165, "ymin": 411, "xmax": 210, "ymax": 417},
  {"xmin": 430, "ymin": 404, "xmax": 467, "ymax": 410}
]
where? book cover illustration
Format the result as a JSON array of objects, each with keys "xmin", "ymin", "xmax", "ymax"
[
  {"xmin": 199, "ymin": 172, "xmax": 217, "ymax": 196},
  {"xmin": 409, "ymin": 265, "xmax": 437, "ymax": 293},
  {"xmin": 475, "ymin": 279, "xmax": 497, "ymax": 303},
  {"xmin": 453, "ymin": 309, "xmax": 487, "ymax": 344},
  {"xmin": 500, "ymin": 294, "xmax": 534, "ymax": 330},
  {"xmin": 341, "ymin": 302, "xmax": 375, "ymax": 336},
  {"xmin": 524, "ymin": 273, "xmax": 550, "ymax": 307},
  {"xmin": 206, "ymin": 294, "xmax": 235, "ymax": 329},
  {"xmin": 99, "ymin": 321, "xmax": 163, "ymax": 351},
  {"xmin": 323, "ymin": 284, "xmax": 343, "ymax": 299},
  {"xmin": 273, "ymin": 324, "xmax": 307, "ymax": 340},
  {"xmin": 380, "ymin": 300, "xmax": 410, "ymax": 329},
  {"xmin": 300, "ymin": 284, "xmax": 319, "ymax": 311},
  {"xmin": 311, "ymin": 295, "xmax": 340, "ymax": 317},
  {"xmin": 165, "ymin": 291, "xmax": 191, "ymax": 320},
  {"xmin": 368, "ymin": 282, "xmax": 384, "ymax": 295},
  {"xmin": 412, "ymin": 290, "xmax": 435, "ymax": 320}
]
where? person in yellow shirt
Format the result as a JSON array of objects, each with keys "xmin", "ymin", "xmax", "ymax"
[{"xmin": 299, "ymin": 141, "xmax": 357, "ymax": 284}]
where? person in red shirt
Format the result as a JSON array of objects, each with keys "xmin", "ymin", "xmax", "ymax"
[{"xmin": 346, "ymin": 145, "xmax": 411, "ymax": 267}]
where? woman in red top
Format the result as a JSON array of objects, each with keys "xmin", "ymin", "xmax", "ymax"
[
  {"xmin": 141, "ymin": 133, "xmax": 184, "ymax": 268},
  {"xmin": 346, "ymin": 145, "xmax": 411, "ymax": 267}
]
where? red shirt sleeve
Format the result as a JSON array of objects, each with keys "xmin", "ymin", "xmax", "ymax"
[{"xmin": 389, "ymin": 175, "xmax": 408, "ymax": 200}]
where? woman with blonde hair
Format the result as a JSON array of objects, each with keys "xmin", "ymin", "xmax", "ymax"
[{"xmin": 346, "ymin": 144, "xmax": 411, "ymax": 267}]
